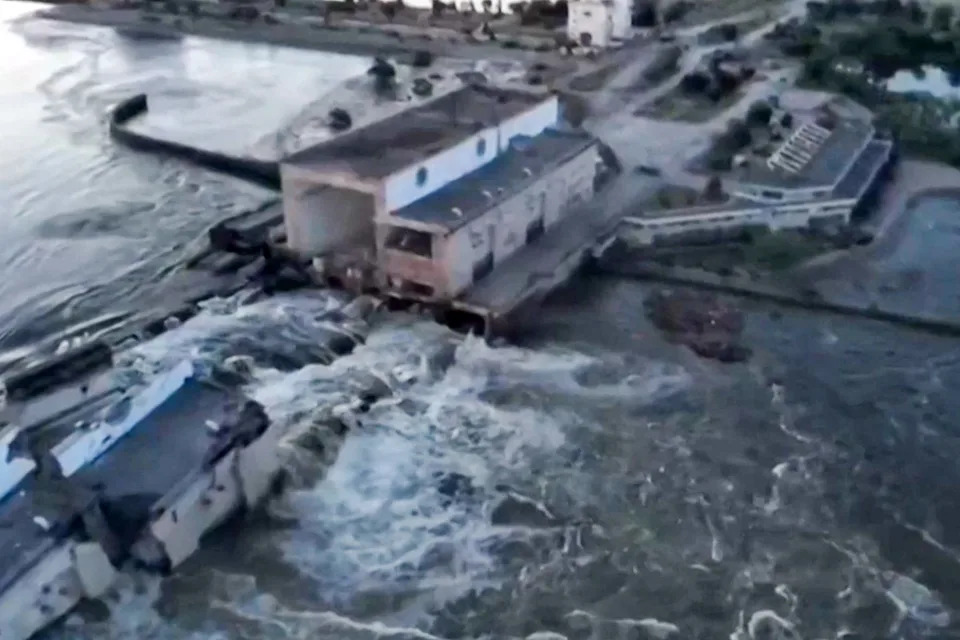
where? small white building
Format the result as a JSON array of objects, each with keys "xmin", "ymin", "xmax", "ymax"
[
  {"xmin": 280, "ymin": 85, "xmax": 602, "ymax": 301},
  {"xmin": 566, "ymin": 0, "xmax": 630, "ymax": 48}
]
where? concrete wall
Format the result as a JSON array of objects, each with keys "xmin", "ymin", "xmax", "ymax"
[
  {"xmin": 282, "ymin": 169, "xmax": 376, "ymax": 255},
  {"xmin": 623, "ymin": 198, "xmax": 857, "ymax": 245},
  {"xmin": 438, "ymin": 144, "xmax": 597, "ymax": 296},
  {"xmin": 381, "ymin": 96, "xmax": 560, "ymax": 213}
]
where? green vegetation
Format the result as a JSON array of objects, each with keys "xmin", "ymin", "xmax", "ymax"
[
  {"xmin": 740, "ymin": 230, "xmax": 829, "ymax": 271},
  {"xmin": 767, "ymin": 0, "xmax": 960, "ymax": 164}
]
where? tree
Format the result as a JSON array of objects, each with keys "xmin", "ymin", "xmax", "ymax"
[
  {"xmin": 432, "ymin": 0, "xmax": 445, "ymax": 16},
  {"xmin": 681, "ymin": 72, "xmax": 710, "ymax": 93},
  {"xmin": 905, "ymin": 0, "xmax": 924, "ymax": 24},
  {"xmin": 931, "ymin": 4, "xmax": 954, "ymax": 31},
  {"xmin": 718, "ymin": 22, "xmax": 739, "ymax": 41},
  {"xmin": 632, "ymin": 2, "xmax": 656, "ymax": 26},
  {"xmin": 482, "ymin": 0, "xmax": 491, "ymax": 12},
  {"xmin": 877, "ymin": 0, "xmax": 903, "ymax": 15},
  {"xmin": 367, "ymin": 57, "xmax": 397, "ymax": 93},
  {"xmin": 381, "ymin": 1, "xmax": 398, "ymax": 19},
  {"xmin": 746, "ymin": 100, "xmax": 773, "ymax": 126},
  {"xmin": 726, "ymin": 119, "xmax": 752, "ymax": 148},
  {"xmin": 780, "ymin": 112, "xmax": 794, "ymax": 129},
  {"xmin": 703, "ymin": 175, "xmax": 724, "ymax": 202},
  {"xmin": 662, "ymin": 1, "xmax": 690, "ymax": 23},
  {"xmin": 412, "ymin": 49, "xmax": 434, "ymax": 67}
]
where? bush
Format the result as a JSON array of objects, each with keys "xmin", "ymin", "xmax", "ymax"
[
  {"xmin": 412, "ymin": 49, "xmax": 434, "ymax": 67},
  {"xmin": 702, "ymin": 175, "xmax": 724, "ymax": 202},
  {"xmin": 680, "ymin": 71, "xmax": 710, "ymax": 93},
  {"xmin": 746, "ymin": 100, "xmax": 773, "ymax": 126},
  {"xmin": 662, "ymin": 0, "xmax": 692, "ymax": 23},
  {"xmin": 632, "ymin": 1, "xmax": 657, "ymax": 26},
  {"xmin": 726, "ymin": 119, "xmax": 752, "ymax": 148}
]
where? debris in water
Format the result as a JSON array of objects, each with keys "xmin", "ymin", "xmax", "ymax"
[{"xmin": 644, "ymin": 289, "xmax": 751, "ymax": 363}]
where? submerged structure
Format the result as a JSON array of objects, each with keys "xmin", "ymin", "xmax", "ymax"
[
  {"xmin": 281, "ymin": 84, "xmax": 620, "ymax": 336},
  {"xmin": 0, "ymin": 298, "xmax": 377, "ymax": 640}
]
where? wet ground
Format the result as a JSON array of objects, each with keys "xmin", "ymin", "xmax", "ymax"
[{"xmin": 4, "ymin": 3, "xmax": 960, "ymax": 640}]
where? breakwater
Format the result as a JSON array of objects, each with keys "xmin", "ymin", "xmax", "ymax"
[
  {"xmin": 109, "ymin": 94, "xmax": 281, "ymax": 190},
  {"xmin": 595, "ymin": 250, "xmax": 960, "ymax": 338}
]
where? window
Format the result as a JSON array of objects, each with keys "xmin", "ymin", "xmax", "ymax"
[
  {"xmin": 472, "ymin": 252, "xmax": 494, "ymax": 283},
  {"xmin": 416, "ymin": 167, "xmax": 428, "ymax": 187},
  {"xmin": 476, "ymin": 138, "xmax": 486, "ymax": 157},
  {"xmin": 525, "ymin": 216, "xmax": 545, "ymax": 244},
  {"xmin": 385, "ymin": 226, "xmax": 433, "ymax": 258}
]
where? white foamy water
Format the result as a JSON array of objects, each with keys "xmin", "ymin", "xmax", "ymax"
[{"xmin": 47, "ymin": 292, "xmax": 699, "ymax": 640}]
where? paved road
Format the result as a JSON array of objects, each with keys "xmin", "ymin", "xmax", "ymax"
[{"xmin": 583, "ymin": 0, "xmax": 808, "ymax": 193}]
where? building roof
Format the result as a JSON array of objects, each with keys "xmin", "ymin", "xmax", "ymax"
[
  {"xmin": 833, "ymin": 138, "xmax": 892, "ymax": 199},
  {"xmin": 282, "ymin": 85, "xmax": 549, "ymax": 179},
  {"xmin": 736, "ymin": 117, "xmax": 874, "ymax": 190},
  {"xmin": 389, "ymin": 128, "xmax": 597, "ymax": 232}
]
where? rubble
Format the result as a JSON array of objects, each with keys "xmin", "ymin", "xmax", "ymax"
[{"xmin": 644, "ymin": 289, "xmax": 751, "ymax": 363}]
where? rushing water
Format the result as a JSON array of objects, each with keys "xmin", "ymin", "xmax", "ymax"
[{"xmin": 4, "ymin": 3, "xmax": 960, "ymax": 640}]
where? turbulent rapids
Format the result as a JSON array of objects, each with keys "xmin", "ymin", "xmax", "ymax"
[{"xmin": 3, "ymin": 5, "xmax": 960, "ymax": 640}]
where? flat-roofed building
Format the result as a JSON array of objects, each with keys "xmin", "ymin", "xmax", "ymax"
[
  {"xmin": 623, "ymin": 109, "xmax": 896, "ymax": 246},
  {"xmin": 280, "ymin": 84, "xmax": 603, "ymax": 300}
]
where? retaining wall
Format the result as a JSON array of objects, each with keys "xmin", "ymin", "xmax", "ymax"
[
  {"xmin": 595, "ymin": 253, "xmax": 960, "ymax": 338},
  {"xmin": 109, "ymin": 94, "xmax": 281, "ymax": 190}
]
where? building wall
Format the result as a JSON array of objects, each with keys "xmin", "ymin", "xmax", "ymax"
[
  {"xmin": 610, "ymin": 0, "xmax": 631, "ymax": 38},
  {"xmin": 381, "ymin": 96, "xmax": 560, "ymax": 213},
  {"xmin": 567, "ymin": 1, "xmax": 614, "ymax": 47},
  {"xmin": 438, "ymin": 143, "xmax": 598, "ymax": 296},
  {"xmin": 281, "ymin": 168, "xmax": 376, "ymax": 255},
  {"xmin": 733, "ymin": 183, "xmax": 831, "ymax": 203},
  {"xmin": 623, "ymin": 198, "xmax": 857, "ymax": 245}
]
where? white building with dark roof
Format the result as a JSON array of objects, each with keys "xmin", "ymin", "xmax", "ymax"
[
  {"xmin": 623, "ymin": 110, "xmax": 896, "ymax": 246},
  {"xmin": 280, "ymin": 84, "xmax": 605, "ymax": 304}
]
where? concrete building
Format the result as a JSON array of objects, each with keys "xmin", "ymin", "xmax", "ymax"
[
  {"xmin": 566, "ymin": 0, "xmax": 630, "ymax": 48},
  {"xmin": 624, "ymin": 112, "xmax": 895, "ymax": 245},
  {"xmin": 281, "ymin": 85, "xmax": 604, "ymax": 304}
]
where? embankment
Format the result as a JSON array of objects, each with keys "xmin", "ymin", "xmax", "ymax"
[
  {"xmin": 793, "ymin": 159, "xmax": 960, "ymax": 279},
  {"xmin": 109, "ymin": 94, "xmax": 281, "ymax": 190},
  {"xmin": 596, "ymin": 251, "xmax": 960, "ymax": 337}
]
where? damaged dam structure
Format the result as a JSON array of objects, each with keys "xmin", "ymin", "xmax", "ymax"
[
  {"xmin": 0, "ymin": 297, "xmax": 378, "ymax": 640},
  {"xmin": 109, "ymin": 94, "xmax": 281, "ymax": 190}
]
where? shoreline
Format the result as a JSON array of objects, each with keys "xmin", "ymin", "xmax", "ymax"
[
  {"xmin": 40, "ymin": 4, "xmax": 561, "ymax": 64},
  {"xmin": 791, "ymin": 158, "xmax": 960, "ymax": 279}
]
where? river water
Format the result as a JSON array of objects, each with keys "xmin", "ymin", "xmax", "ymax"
[{"xmin": 4, "ymin": 4, "xmax": 960, "ymax": 640}]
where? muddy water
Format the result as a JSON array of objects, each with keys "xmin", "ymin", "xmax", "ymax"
[{"xmin": 3, "ymin": 3, "xmax": 960, "ymax": 640}]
